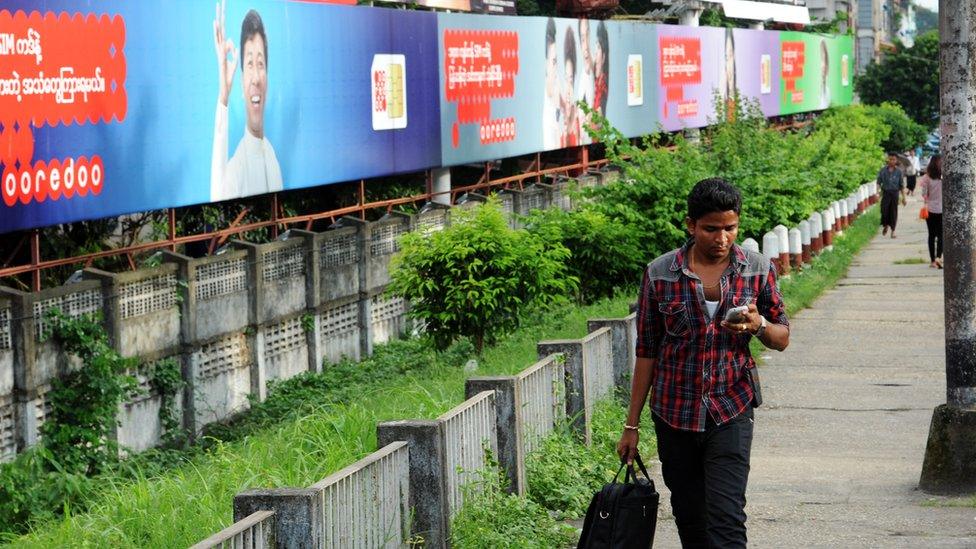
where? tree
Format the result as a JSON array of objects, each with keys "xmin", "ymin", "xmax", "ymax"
[
  {"xmin": 865, "ymin": 103, "xmax": 929, "ymax": 152},
  {"xmin": 855, "ymin": 30, "xmax": 940, "ymax": 129},
  {"xmin": 388, "ymin": 199, "xmax": 576, "ymax": 352},
  {"xmin": 915, "ymin": 6, "xmax": 938, "ymax": 34}
]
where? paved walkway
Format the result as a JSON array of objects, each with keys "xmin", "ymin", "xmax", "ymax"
[{"xmin": 650, "ymin": 197, "xmax": 976, "ymax": 548}]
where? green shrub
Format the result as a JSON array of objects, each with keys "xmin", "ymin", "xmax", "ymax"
[
  {"xmin": 525, "ymin": 399, "xmax": 657, "ymax": 520},
  {"xmin": 389, "ymin": 198, "xmax": 577, "ymax": 352},
  {"xmin": 522, "ymin": 207, "xmax": 643, "ymax": 303},
  {"xmin": 450, "ymin": 455, "xmax": 576, "ymax": 548},
  {"xmin": 864, "ymin": 102, "xmax": 928, "ymax": 153}
]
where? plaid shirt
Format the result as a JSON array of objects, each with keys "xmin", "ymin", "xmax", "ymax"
[{"xmin": 636, "ymin": 241, "xmax": 789, "ymax": 432}]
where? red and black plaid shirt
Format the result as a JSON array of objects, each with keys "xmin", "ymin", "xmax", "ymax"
[{"xmin": 636, "ymin": 241, "xmax": 789, "ymax": 432}]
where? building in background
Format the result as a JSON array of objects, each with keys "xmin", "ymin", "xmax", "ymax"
[
  {"xmin": 856, "ymin": 0, "xmax": 915, "ymax": 72},
  {"xmin": 807, "ymin": 0, "xmax": 856, "ymax": 33}
]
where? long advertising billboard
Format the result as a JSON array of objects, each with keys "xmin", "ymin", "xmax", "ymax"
[{"xmin": 0, "ymin": 2, "xmax": 854, "ymax": 234}]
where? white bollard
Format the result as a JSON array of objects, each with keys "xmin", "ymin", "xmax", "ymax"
[
  {"xmin": 847, "ymin": 195, "xmax": 858, "ymax": 220},
  {"xmin": 774, "ymin": 225, "xmax": 791, "ymax": 274},
  {"xmin": 809, "ymin": 213, "xmax": 823, "ymax": 254},
  {"xmin": 788, "ymin": 228, "xmax": 803, "ymax": 269},
  {"xmin": 762, "ymin": 231, "xmax": 783, "ymax": 274},
  {"xmin": 741, "ymin": 238, "xmax": 760, "ymax": 254},
  {"xmin": 821, "ymin": 209, "xmax": 835, "ymax": 251},
  {"xmin": 838, "ymin": 200, "xmax": 848, "ymax": 232},
  {"xmin": 799, "ymin": 220, "xmax": 812, "ymax": 264}
]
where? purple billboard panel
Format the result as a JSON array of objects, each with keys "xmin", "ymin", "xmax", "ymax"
[
  {"xmin": 732, "ymin": 28, "xmax": 781, "ymax": 117},
  {"xmin": 656, "ymin": 25, "xmax": 725, "ymax": 132}
]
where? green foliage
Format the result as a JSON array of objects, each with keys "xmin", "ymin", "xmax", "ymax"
[
  {"xmin": 522, "ymin": 207, "xmax": 643, "ymax": 303},
  {"xmin": 388, "ymin": 199, "xmax": 577, "ymax": 352},
  {"xmin": 855, "ymin": 30, "xmax": 940, "ymax": 129},
  {"xmin": 450, "ymin": 449, "xmax": 576, "ymax": 549},
  {"xmin": 525, "ymin": 399, "xmax": 657, "ymax": 520},
  {"xmin": 585, "ymin": 101, "xmax": 888, "ymax": 245},
  {"xmin": 864, "ymin": 102, "xmax": 929, "ymax": 153},
  {"xmin": 40, "ymin": 311, "xmax": 140, "ymax": 475},
  {"xmin": 0, "ymin": 311, "xmax": 140, "ymax": 537},
  {"xmin": 148, "ymin": 358, "xmax": 184, "ymax": 445}
]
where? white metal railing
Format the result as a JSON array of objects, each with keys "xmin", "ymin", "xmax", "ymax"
[
  {"xmin": 516, "ymin": 355, "xmax": 565, "ymax": 455},
  {"xmin": 440, "ymin": 390, "xmax": 497, "ymax": 516},
  {"xmin": 582, "ymin": 327, "xmax": 614, "ymax": 420},
  {"xmin": 311, "ymin": 441, "xmax": 410, "ymax": 549},
  {"xmin": 189, "ymin": 510, "xmax": 275, "ymax": 549}
]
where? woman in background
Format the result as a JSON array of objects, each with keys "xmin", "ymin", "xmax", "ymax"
[{"xmin": 918, "ymin": 154, "xmax": 943, "ymax": 269}]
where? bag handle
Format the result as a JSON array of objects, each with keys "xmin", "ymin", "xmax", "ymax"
[{"xmin": 621, "ymin": 452, "xmax": 652, "ymax": 484}]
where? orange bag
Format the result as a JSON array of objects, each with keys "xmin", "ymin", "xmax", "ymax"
[{"xmin": 919, "ymin": 206, "xmax": 929, "ymax": 220}]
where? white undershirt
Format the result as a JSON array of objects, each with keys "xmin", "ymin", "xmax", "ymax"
[{"xmin": 705, "ymin": 299, "xmax": 719, "ymax": 318}]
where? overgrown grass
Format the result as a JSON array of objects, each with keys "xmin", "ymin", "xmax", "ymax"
[
  {"xmin": 525, "ymin": 398, "xmax": 657, "ymax": 521},
  {"xmin": 6, "ymin": 297, "xmax": 631, "ymax": 548},
  {"xmin": 920, "ymin": 495, "xmax": 976, "ymax": 508},
  {"xmin": 450, "ymin": 398, "xmax": 657, "ymax": 548}
]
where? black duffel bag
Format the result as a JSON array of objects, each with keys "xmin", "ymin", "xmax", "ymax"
[{"xmin": 577, "ymin": 453, "xmax": 659, "ymax": 549}]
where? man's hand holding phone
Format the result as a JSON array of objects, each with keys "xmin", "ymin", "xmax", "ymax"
[{"xmin": 721, "ymin": 303, "xmax": 762, "ymax": 334}]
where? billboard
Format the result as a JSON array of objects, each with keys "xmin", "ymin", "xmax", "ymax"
[
  {"xmin": 0, "ymin": 1, "xmax": 442, "ymax": 233},
  {"xmin": 656, "ymin": 25, "xmax": 725, "ymax": 132},
  {"xmin": 0, "ymin": 2, "xmax": 855, "ymax": 235},
  {"xmin": 731, "ymin": 28, "xmax": 781, "ymax": 118}
]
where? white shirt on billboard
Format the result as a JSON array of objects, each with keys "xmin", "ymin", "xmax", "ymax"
[
  {"xmin": 543, "ymin": 94, "xmax": 560, "ymax": 150},
  {"xmin": 211, "ymin": 102, "xmax": 283, "ymax": 202}
]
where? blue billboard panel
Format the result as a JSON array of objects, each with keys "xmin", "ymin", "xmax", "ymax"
[{"xmin": 0, "ymin": 1, "xmax": 441, "ymax": 233}]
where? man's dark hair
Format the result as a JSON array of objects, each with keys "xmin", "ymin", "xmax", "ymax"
[
  {"xmin": 240, "ymin": 10, "xmax": 267, "ymax": 70},
  {"xmin": 545, "ymin": 18, "xmax": 556, "ymax": 55},
  {"xmin": 687, "ymin": 178, "xmax": 742, "ymax": 220},
  {"xmin": 887, "ymin": 151, "xmax": 899, "ymax": 157},
  {"xmin": 564, "ymin": 28, "xmax": 577, "ymax": 78},
  {"xmin": 927, "ymin": 154, "xmax": 942, "ymax": 179}
]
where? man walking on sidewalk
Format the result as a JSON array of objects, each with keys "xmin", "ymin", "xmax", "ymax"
[
  {"xmin": 879, "ymin": 152, "xmax": 906, "ymax": 238},
  {"xmin": 617, "ymin": 178, "xmax": 791, "ymax": 548}
]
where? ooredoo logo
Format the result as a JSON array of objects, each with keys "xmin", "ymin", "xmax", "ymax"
[{"xmin": 0, "ymin": 10, "xmax": 126, "ymax": 207}]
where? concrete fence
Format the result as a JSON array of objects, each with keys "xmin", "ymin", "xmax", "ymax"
[
  {"xmin": 0, "ymin": 171, "xmax": 614, "ymax": 463},
  {"xmin": 311, "ymin": 441, "xmax": 411, "ymax": 549},
  {"xmin": 537, "ymin": 326, "xmax": 615, "ymax": 445},
  {"xmin": 191, "ymin": 510, "xmax": 276, "ymax": 549}
]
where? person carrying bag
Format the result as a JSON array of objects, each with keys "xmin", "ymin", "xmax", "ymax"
[{"xmin": 577, "ymin": 453, "xmax": 660, "ymax": 549}]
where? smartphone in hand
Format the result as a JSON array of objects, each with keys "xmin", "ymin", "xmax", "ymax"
[{"xmin": 723, "ymin": 305, "xmax": 749, "ymax": 323}]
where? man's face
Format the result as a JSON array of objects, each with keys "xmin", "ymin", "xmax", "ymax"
[
  {"xmin": 888, "ymin": 155, "xmax": 898, "ymax": 168},
  {"xmin": 686, "ymin": 210, "xmax": 740, "ymax": 261},
  {"xmin": 580, "ymin": 21, "xmax": 591, "ymax": 73},
  {"xmin": 242, "ymin": 33, "xmax": 267, "ymax": 137},
  {"xmin": 545, "ymin": 44, "xmax": 558, "ymax": 98}
]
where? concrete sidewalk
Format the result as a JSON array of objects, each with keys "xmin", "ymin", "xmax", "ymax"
[{"xmin": 650, "ymin": 198, "xmax": 976, "ymax": 548}]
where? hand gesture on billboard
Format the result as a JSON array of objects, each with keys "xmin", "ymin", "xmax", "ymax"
[{"xmin": 214, "ymin": 0, "xmax": 237, "ymax": 107}]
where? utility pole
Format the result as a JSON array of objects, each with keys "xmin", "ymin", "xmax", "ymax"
[{"xmin": 919, "ymin": 0, "xmax": 976, "ymax": 493}]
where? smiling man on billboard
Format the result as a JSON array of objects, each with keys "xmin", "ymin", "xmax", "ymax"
[{"xmin": 211, "ymin": 1, "xmax": 283, "ymax": 202}]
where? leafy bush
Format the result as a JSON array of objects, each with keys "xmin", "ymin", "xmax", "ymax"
[
  {"xmin": 450, "ymin": 452, "xmax": 576, "ymax": 548},
  {"xmin": 864, "ymin": 102, "xmax": 929, "ymax": 153},
  {"xmin": 525, "ymin": 399, "xmax": 657, "ymax": 520},
  {"xmin": 388, "ymin": 199, "xmax": 577, "ymax": 352},
  {"xmin": 584, "ymin": 101, "xmax": 890, "ymax": 244},
  {"xmin": 522, "ymin": 207, "xmax": 643, "ymax": 303}
]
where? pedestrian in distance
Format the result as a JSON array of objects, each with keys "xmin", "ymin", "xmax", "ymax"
[
  {"xmin": 919, "ymin": 154, "xmax": 943, "ymax": 269},
  {"xmin": 617, "ymin": 178, "xmax": 790, "ymax": 549},
  {"xmin": 878, "ymin": 152, "xmax": 906, "ymax": 238},
  {"xmin": 905, "ymin": 150, "xmax": 920, "ymax": 196}
]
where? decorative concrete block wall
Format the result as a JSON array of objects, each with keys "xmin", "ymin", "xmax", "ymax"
[
  {"xmin": 189, "ymin": 332, "xmax": 254, "ymax": 429},
  {"xmin": 0, "ymin": 167, "xmax": 625, "ymax": 461},
  {"xmin": 0, "ymin": 292, "xmax": 14, "ymax": 460}
]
